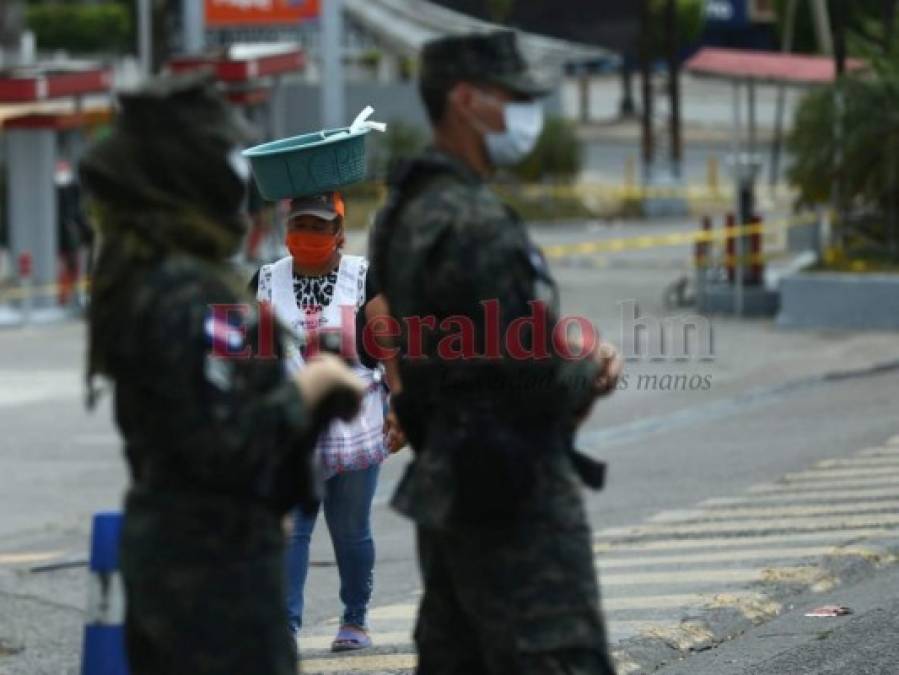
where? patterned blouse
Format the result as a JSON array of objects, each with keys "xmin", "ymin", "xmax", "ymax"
[{"xmin": 293, "ymin": 270, "xmax": 338, "ymax": 314}]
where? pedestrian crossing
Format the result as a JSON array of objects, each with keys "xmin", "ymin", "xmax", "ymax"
[{"xmin": 299, "ymin": 434, "xmax": 899, "ymax": 674}]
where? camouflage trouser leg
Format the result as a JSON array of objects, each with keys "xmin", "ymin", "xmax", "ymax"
[
  {"xmin": 413, "ymin": 525, "xmax": 616, "ymax": 675},
  {"xmin": 122, "ymin": 546, "xmax": 296, "ymax": 675},
  {"xmin": 518, "ymin": 649, "xmax": 619, "ymax": 675}
]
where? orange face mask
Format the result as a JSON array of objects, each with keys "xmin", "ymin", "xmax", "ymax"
[{"xmin": 285, "ymin": 231, "xmax": 339, "ymax": 268}]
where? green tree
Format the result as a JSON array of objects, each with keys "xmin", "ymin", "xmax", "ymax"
[
  {"xmin": 649, "ymin": 0, "xmax": 706, "ymax": 50},
  {"xmin": 787, "ymin": 15, "xmax": 899, "ymax": 258},
  {"xmin": 26, "ymin": 3, "xmax": 131, "ymax": 54},
  {"xmin": 774, "ymin": 0, "xmax": 895, "ymax": 55}
]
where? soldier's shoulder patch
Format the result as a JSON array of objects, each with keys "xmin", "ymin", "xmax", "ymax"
[{"xmin": 204, "ymin": 307, "xmax": 247, "ymax": 354}]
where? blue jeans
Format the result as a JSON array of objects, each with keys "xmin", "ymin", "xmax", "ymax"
[{"xmin": 284, "ymin": 464, "xmax": 380, "ymax": 635}]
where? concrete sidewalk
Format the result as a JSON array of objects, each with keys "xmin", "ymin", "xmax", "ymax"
[{"xmin": 657, "ymin": 558, "xmax": 899, "ymax": 675}]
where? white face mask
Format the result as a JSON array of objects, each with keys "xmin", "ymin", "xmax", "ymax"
[{"xmin": 484, "ymin": 100, "xmax": 544, "ymax": 167}]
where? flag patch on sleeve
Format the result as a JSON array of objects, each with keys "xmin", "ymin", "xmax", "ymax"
[{"xmin": 204, "ymin": 309, "xmax": 247, "ymax": 354}]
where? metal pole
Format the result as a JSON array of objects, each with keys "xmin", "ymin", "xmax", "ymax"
[
  {"xmin": 579, "ymin": 73, "xmax": 590, "ymax": 123},
  {"xmin": 182, "ymin": 0, "xmax": 205, "ymax": 54},
  {"xmin": 321, "ymin": 0, "xmax": 346, "ymax": 129},
  {"xmin": 731, "ymin": 82, "xmax": 744, "ymax": 317},
  {"xmin": 619, "ymin": 60, "xmax": 637, "ymax": 117},
  {"xmin": 734, "ymin": 225, "xmax": 745, "ymax": 317},
  {"xmin": 137, "ymin": 0, "xmax": 152, "ymax": 78},
  {"xmin": 732, "ymin": 80, "xmax": 742, "ymax": 159},
  {"xmin": 269, "ymin": 76, "xmax": 284, "ymax": 140},
  {"xmin": 747, "ymin": 79, "xmax": 756, "ymax": 158},
  {"xmin": 666, "ymin": 0, "xmax": 682, "ymax": 180},
  {"xmin": 0, "ymin": 0, "xmax": 25, "ymax": 67},
  {"xmin": 811, "ymin": 0, "xmax": 835, "ymax": 55},
  {"xmin": 639, "ymin": 0, "xmax": 654, "ymax": 184},
  {"xmin": 832, "ymin": 0, "xmax": 848, "ymax": 250},
  {"xmin": 696, "ymin": 215, "xmax": 711, "ymax": 313},
  {"xmin": 770, "ymin": 0, "xmax": 799, "ymax": 190}
]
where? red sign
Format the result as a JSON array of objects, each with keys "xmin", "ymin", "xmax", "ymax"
[{"xmin": 205, "ymin": 0, "xmax": 320, "ymax": 27}]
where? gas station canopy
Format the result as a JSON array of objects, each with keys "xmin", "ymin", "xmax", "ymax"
[
  {"xmin": 168, "ymin": 44, "xmax": 305, "ymax": 83},
  {"xmin": 1, "ymin": 63, "xmax": 114, "ymax": 316},
  {"xmin": 0, "ymin": 64, "xmax": 111, "ymax": 102},
  {"xmin": 686, "ymin": 47, "xmax": 865, "ymax": 86}
]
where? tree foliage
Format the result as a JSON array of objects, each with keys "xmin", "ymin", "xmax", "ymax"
[
  {"xmin": 788, "ymin": 14, "xmax": 899, "ymax": 256},
  {"xmin": 649, "ymin": 0, "xmax": 706, "ymax": 50},
  {"xmin": 773, "ymin": 0, "xmax": 894, "ymax": 55},
  {"xmin": 26, "ymin": 2, "xmax": 131, "ymax": 54}
]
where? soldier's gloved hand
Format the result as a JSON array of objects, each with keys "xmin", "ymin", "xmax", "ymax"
[{"xmin": 294, "ymin": 353, "xmax": 366, "ymax": 422}]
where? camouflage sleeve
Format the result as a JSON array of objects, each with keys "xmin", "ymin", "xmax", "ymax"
[
  {"xmin": 420, "ymin": 189, "xmax": 598, "ymax": 414},
  {"xmin": 416, "ymin": 189, "xmax": 533, "ymax": 321},
  {"xmin": 133, "ymin": 271, "xmax": 311, "ymax": 500}
]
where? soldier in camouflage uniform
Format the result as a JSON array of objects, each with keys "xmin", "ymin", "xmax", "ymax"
[
  {"xmin": 369, "ymin": 32, "xmax": 622, "ymax": 674},
  {"xmin": 79, "ymin": 74, "xmax": 365, "ymax": 675}
]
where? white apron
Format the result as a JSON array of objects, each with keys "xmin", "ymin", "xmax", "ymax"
[{"xmin": 257, "ymin": 255, "xmax": 387, "ymax": 479}]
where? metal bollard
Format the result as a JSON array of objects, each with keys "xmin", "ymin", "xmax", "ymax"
[
  {"xmin": 749, "ymin": 215, "xmax": 764, "ymax": 286},
  {"xmin": 724, "ymin": 212, "xmax": 737, "ymax": 284},
  {"xmin": 695, "ymin": 215, "xmax": 712, "ymax": 310},
  {"xmin": 17, "ymin": 252, "xmax": 33, "ymax": 326}
]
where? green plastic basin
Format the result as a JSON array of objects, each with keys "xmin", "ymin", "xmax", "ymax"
[{"xmin": 242, "ymin": 126, "xmax": 370, "ymax": 200}]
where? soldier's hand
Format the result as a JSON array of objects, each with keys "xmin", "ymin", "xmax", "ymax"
[
  {"xmin": 294, "ymin": 353, "xmax": 366, "ymax": 421},
  {"xmin": 592, "ymin": 340, "xmax": 622, "ymax": 398},
  {"xmin": 570, "ymin": 337, "xmax": 622, "ymax": 427}
]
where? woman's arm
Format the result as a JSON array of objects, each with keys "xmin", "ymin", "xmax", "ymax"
[{"xmin": 364, "ymin": 293, "xmax": 405, "ymax": 453}]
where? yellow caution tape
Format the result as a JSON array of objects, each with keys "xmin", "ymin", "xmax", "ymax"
[
  {"xmin": 0, "ymin": 277, "xmax": 91, "ymax": 303},
  {"xmin": 0, "ymin": 214, "xmax": 814, "ymax": 303},
  {"xmin": 542, "ymin": 214, "xmax": 817, "ymax": 259},
  {"xmin": 513, "ymin": 182, "xmax": 794, "ymax": 202}
]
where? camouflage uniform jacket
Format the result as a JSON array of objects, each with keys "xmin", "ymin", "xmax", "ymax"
[
  {"xmin": 372, "ymin": 148, "xmax": 600, "ymax": 531},
  {"xmin": 110, "ymin": 255, "xmax": 314, "ymax": 556}
]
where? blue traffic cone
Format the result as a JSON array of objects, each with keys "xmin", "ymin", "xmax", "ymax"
[{"xmin": 81, "ymin": 511, "xmax": 129, "ymax": 675}]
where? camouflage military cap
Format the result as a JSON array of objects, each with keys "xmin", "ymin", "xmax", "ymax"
[{"xmin": 420, "ymin": 30, "xmax": 548, "ymax": 98}]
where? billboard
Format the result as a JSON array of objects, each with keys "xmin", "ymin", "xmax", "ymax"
[{"xmin": 205, "ymin": 0, "xmax": 320, "ymax": 27}]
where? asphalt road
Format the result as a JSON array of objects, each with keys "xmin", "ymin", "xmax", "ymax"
[{"xmin": 1, "ymin": 219, "xmax": 898, "ymax": 674}]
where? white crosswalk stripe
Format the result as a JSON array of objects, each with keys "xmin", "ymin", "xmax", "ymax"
[
  {"xmin": 594, "ymin": 527, "xmax": 898, "ymax": 553},
  {"xmin": 602, "ymin": 568, "xmax": 771, "ymax": 587},
  {"xmin": 299, "ymin": 440, "xmax": 899, "ymax": 674},
  {"xmin": 647, "ymin": 499, "xmax": 899, "ymax": 522},
  {"xmin": 702, "ymin": 486, "xmax": 899, "ymax": 504},
  {"xmin": 781, "ymin": 466, "xmax": 899, "ymax": 481},
  {"xmin": 860, "ymin": 444, "xmax": 899, "ymax": 456},
  {"xmin": 598, "ymin": 545, "xmax": 847, "ymax": 568},
  {"xmin": 815, "ymin": 456, "xmax": 899, "ymax": 468},
  {"xmin": 748, "ymin": 475, "xmax": 899, "ymax": 492},
  {"xmin": 600, "ymin": 512, "xmax": 899, "ymax": 538}
]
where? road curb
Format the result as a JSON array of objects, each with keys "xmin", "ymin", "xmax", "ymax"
[{"xmin": 609, "ymin": 538, "xmax": 899, "ymax": 674}]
